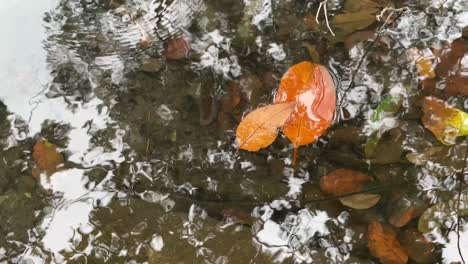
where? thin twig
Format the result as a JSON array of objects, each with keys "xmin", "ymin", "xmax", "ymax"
[
  {"xmin": 455, "ymin": 139, "xmax": 467, "ymax": 264},
  {"xmin": 315, "ymin": 0, "xmax": 335, "ymax": 36}
]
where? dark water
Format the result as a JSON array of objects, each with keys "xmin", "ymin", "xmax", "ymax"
[{"xmin": 0, "ymin": 0, "xmax": 467, "ymax": 263}]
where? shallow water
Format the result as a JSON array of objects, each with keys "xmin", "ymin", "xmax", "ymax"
[{"xmin": 0, "ymin": 0, "xmax": 467, "ymax": 263}]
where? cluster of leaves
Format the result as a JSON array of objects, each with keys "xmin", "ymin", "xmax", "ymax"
[{"xmin": 236, "ymin": 61, "xmax": 336, "ymax": 164}]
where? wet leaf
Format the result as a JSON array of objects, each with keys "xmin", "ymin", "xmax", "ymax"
[
  {"xmin": 399, "ymin": 228, "xmax": 440, "ymax": 264},
  {"xmin": 339, "ymin": 193, "xmax": 381, "ymax": 209},
  {"xmin": 275, "ymin": 61, "xmax": 336, "ymax": 163},
  {"xmin": 344, "ymin": 30, "xmax": 375, "ymax": 49},
  {"xmin": 32, "ymin": 138, "xmax": 64, "ymax": 176},
  {"xmin": 422, "ymin": 97, "xmax": 468, "ymax": 145},
  {"xmin": 388, "ymin": 197, "xmax": 426, "ymax": 228},
  {"xmin": 236, "ymin": 102, "xmax": 295, "ymax": 151},
  {"xmin": 222, "ymin": 208, "xmax": 255, "ymax": 226},
  {"xmin": 320, "ymin": 169, "xmax": 372, "ymax": 196},
  {"xmin": 446, "ymin": 76, "xmax": 468, "ymax": 96},
  {"xmin": 407, "ymin": 48, "xmax": 436, "ymax": 80},
  {"xmin": 406, "ymin": 147, "xmax": 444, "ymax": 166},
  {"xmin": 343, "ymin": 0, "xmax": 380, "ymax": 13},
  {"xmin": 164, "ymin": 37, "xmax": 190, "ymax": 60},
  {"xmin": 364, "ymin": 96, "xmax": 402, "ymax": 158},
  {"xmin": 333, "ymin": 12, "xmax": 376, "ymax": 33},
  {"xmin": 367, "ymin": 221, "xmax": 408, "ymax": 264},
  {"xmin": 435, "ymin": 38, "xmax": 466, "ymax": 78},
  {"xmin": 418, "ymin": 192, "xmax": 468, "ymax": 234}
]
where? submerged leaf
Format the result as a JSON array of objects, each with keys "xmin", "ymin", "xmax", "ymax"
[
  {"xmin": 236, "ymin": 102, "xmax": 295, "ymax": 151},
  {"xmin": 320, "ymin": 169, "xmax": 372, "ymax": 196},
  {"xmin": 32, "ymin": 138, "xmax": 64, "ymax": 176},
  {"xmin": 339, "ymin": 193, "xmax": 381, "ymax": 209},
  {"xmin": 275, "ymin": 61, "xmax": 336, "ymax": 163},
  {"xmin": 367, "ymin": 221, "xmax": 408, "ymax": 264},
  {"xmin": 333, "ymin": 12, "xmax": 376, "ymax": 33},
  {"xmin": 418, "ymin": 192, "xmax": 468, "ymax": 234},
  {"xmin": 422, "ymin": 97, "xmax": 468, "ymax": 145}
]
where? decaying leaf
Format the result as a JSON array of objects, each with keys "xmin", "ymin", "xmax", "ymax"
[
  {"xmin": 275, "ymin": 61, "xmax": 336, "ymax": 163},
  {"xmin": 446, "ymin": 76, "xmax": 468, "ymax": 96},
  {"xmin": 406, "ymin": 147, "xmax": 444, "ymax": 166},
  {"xmin": 367, "ymin": 221, "xmax": 408, "ymax": 264},
  {"xmin": 339, "ymin": 193, "xmax": 381, "ymax": 209},
  {"xmin": 319, "ymin": 169, "xmax": 372, "ymax": 196},
  {"xmin": 407, "ymin": 48, "xmax": 436, "ymax": 80},
  {"xmin": 333, "ymin": 12, "xmax": 376, "ymax": 33},
  {"xmin": 388, "ymin": 197, "xmax": 426, "ymax": 228},
  {"xmin": 422, "ymin": 97, "xmax": 468, "ymax": 145},
  {"xmin": 32, "ymin": 138, "xmax": 64, "ymax": 176},
  {"xmin": 399, "ymin": 228, "xmax": 440, "ymax": 264},
  {"xmin": 435, "ymin": 38, "xmax": 466, "ymax": 78},
  {"xmin": 236, "ymin": 102, "xmax": 295, "ymax": 151},
  {"xmin": 364, "ymin": 95, "xmax": 402, "ymax": 158},
  {"xmin": 418, "ymin": 191, "xmax": 468, "ymax": 234},
  {"xmin": 343, "ymin": 0, "xmax": 380, "ymax": 13},
  {"xmin": 164, "ymin": 37, "xmax": 190, "ymax": 60}
]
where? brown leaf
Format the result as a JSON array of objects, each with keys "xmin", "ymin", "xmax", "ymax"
[
  {"xmin": 339, "ymin": 193, "xmax": 381, "ymax": 209},
  {"xmin": 319, "ymin": 169, "xmax": 372, "ymax": 196},
  {"xmin": 446, "ymin": 76, "xmax": 468, "ymax": 96},
  {"xmin": 32, "ymin": 138, "xmax": 64, "ymax": 176},
  {"xmin": 333, "ymin": 12, "xmax": 376, "ymax": 33},
  {"xmin": 343, "ymin": 0, "xmax": 379, "ymax": 13},
  {"xmin": 367, "ymin": 221, "xmax": 408, "ymax": 264},
  {"xmin": 344, "ymin": 30, "xmax": 375, "ymax": 49},
  {"xmin": 435, "ymin": 38, "xmax": 466, "ymax": 78},
  {"xmin": 236, "ymin": 102, "xmax": 295, "ymax": 151},
  {"xmin": 399, "ymin": 228, "xmax": 439, "ymax": 264},
  {"xmin": 164, "ymin": 37, "xmax": 190, "ymax": 60}
]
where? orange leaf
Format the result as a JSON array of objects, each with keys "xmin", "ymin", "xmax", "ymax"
[
  {"xmin": 319, "ymin": 169, "xmax": 372, "ymax": 196},
  {"xmin": 367, "ymin": 221, "xmax": 408, "ymax": 264},
  {"xmin": 236, "ymin": 102, "xmax": 296, "ymax": 151},
  {"xmin": 164, "ymin": 37, "xmax": 190, "ymax": 60},
  {"xmin": 275, "ymin": 62, "xmax": 336, "ymax": 162},
  {"xmin": 32, "ymin": 138, "xmax": 64, "ymax": 176}
]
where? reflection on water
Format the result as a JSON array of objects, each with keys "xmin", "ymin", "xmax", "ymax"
[{"xmin": 0, "ymin": 0, "xmax": 467, "ymax": 263}]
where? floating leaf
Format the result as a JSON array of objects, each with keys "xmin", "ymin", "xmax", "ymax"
[
  {"xmin": 367, "ymin": 221, "xmax": 408, "ymax": 264},
  {"xmin": 422, "ymin": 97, "xmax": 468, "ymax": 145},
  {"xmin": 418, "ymin": 192, "xmax": 468, "ymax": 234},
  {"xmin": 32, "ymin": 138, "xmax": 64, "ymax": 176},
  {"xmin": 320, "ymin": 169, "xmax": 372, "ymax": 196},
  {"xmin": 236, "ymin": 102, "xmax": 295, "ymax": 151},
  {"xmin": 339, "ymin": 193, "xmax": 381, "ymax": 209},
  {"xmin": 275, "ymin": 62, "xmax": 336, "ymax": 163},
  {"xmin": 333, "ymin": 12, "xmax": 376, "ymax": 33}
]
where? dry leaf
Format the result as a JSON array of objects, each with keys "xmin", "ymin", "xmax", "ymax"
[
  {"xmin": 32, "ymin": 138, "xmax": 64, "ymax": 176},
  {"xmin": 367, "ymin": 221, "xmax": 408, "ymax": 264},
  {"xmin": 275, "ymin": 62, "xmax": 336, "ymax": 163},
  {"xmin": 333, "ymin": 12, "xmax": 376, "ymax": 33},
  {"xmin": 339, "ymin": 193, "xmax": 381, "ymax": 209},
  {"xmin": 236, "ymin": 102, "xmax": 295, "ymax": 151},
  {"xmin": 319, "ymin": 169, "xmax": 372, "ymax": 196}
]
